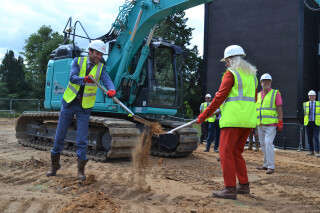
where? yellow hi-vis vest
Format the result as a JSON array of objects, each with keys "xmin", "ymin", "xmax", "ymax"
[
  {"xmin": 201, "ymin": 102, "xmax": 216, "ymax": 122},
  {"xmin": 63, "ymin": 57, "xmax": 103, "ymax": 109},
  {"xmin": 219, "ymin": 69, "xmax": 257, "ymax": 128},
  {"xmin": 256, "ymin": 89, "xmax": 279, "ymax": 125},
  {"xmin": 303, "ymin": 101, "xmax": 320, "ymax": 126}
]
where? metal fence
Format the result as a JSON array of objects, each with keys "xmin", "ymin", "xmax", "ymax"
[
  {"xmin": 273, "ymin": 123, "xmax": 303, "ymax": 150},
  {"xmin": 0, "ymin": 99, "xmax": 45, "ymax": 113},
  {"xmin": 0, "ymin": 109, "xmax": 15, "ymax": 117}
]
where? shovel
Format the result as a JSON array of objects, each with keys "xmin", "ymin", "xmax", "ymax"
[
  {"xmin": 157, "ymin": 109, "xmax": 221, "ymax": 148},
  {"xmin": 89, "ymin": 76, "xmax": 152, "ymax": 127}
]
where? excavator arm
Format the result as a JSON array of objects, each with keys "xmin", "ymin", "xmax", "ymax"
[{"xmin": 106, "ymin": 0, "xmax": 213, "ymax": 89}]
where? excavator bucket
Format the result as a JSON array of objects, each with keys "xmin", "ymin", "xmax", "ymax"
[{"xmin": 154, "ymin": 133, "xmax": 179, "ymax": 149}]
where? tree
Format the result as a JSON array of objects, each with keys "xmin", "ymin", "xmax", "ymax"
[
  {"xmin": 154, "ymin": 12, "xmax": 203, "ymax": 116},
  {"xmin": 22, "ymin": 25, "xmax": 65, "ymax": 98},
  {"xmin": 0, "ymin": 50, "xmax": 28, "ymax": 98}
]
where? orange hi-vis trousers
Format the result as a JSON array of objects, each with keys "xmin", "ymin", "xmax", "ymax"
[{"xmin": 219, "ymin": 127, "xmax": 251, "ymax": 187}]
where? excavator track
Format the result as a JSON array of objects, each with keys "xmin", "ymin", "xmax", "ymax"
[{"xmin": 15, "ymin": 112, "xmax": 199, "ymax": 161}]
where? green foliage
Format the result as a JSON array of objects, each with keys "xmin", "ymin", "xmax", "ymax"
[
  {"xmin": 21, "ymin": 25, "xmax": 65, "ymax": 98},
  {"xmin": 0, "ymin": 50, "xmax": 28, "ymax": 98},
  {"xmin": 0, "ymin": 81, "xmax": 9, "ymax": 98},
  {"xmin": 154, "ymin": 12, "xmax": 203, "ymax": 116},
  {"xmin": 184, "ymin": 101, "xmax": 194, "ymax": 118}
]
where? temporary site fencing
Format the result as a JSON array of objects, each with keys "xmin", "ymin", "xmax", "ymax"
[
  {"xmin": 0, "ymin": 98, "xmax": 46, "ymax": 120},
  {"xmin": 0, "ymin": 98, "xmax": 310, "ymax": 151}
]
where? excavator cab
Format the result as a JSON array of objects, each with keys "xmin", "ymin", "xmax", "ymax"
[{"xmin": 131, "ymin": 39, "xmax": 183, "ymax": 111}]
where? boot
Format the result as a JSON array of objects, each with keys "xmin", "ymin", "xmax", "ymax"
[
  {"xmin": 212, "ymin": 187, "xmax": 237, "ymax": 200},
  {"xmin": 77, "ymin": 159, "xmax": 88, "ymax": 181},
  {"xmin": 246, "ymin": 141, "xmax": 253, "ymax": 150},
  {"xmin": 255, "ymin": 142, "xmax": 260, "ymax": 152},
  {"xmin": 46, "ymin": 154, "xmax": 61, "ymax": 177},
  {"xmin": 236, "ymin": 183, "xmax": 250, "ymax": 194}
]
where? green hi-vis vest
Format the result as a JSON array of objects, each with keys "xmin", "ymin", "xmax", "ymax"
[
  {"xmin": 256, "ymin": 89, "xmax": 279, "ymax": 125},
  {"xmin": 303, "ymin": 101, "xmax": 320, "ymax": 126},
  {"xmin": 63, "ymin": 57, "xmax": 103, "ymax": 109},
  {"xmin": 219, "ymin": 69, "xmax": 257, "ymax": 128},
  {"xmin": 201, "ymin": 102, "xmax": 216, "ymax": 122}
]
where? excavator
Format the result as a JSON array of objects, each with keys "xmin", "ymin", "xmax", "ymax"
[{"xmin": 15, "ymin": 0, "xmax": 213, "ymax": 161}]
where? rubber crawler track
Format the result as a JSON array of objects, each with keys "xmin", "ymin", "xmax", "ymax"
[{"xmin": 15, "ymin": 112, "xmax": 199, "ymax": 161}]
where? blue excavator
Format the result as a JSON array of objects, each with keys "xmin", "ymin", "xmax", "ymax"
[{"xmin": 15, "ymin": 0, "xmax": 213, "ymax": 161}]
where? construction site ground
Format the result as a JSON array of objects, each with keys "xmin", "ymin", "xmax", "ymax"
[{"xmin": 0, "ymin": 121, "xmax": 320, "ymax": 213}]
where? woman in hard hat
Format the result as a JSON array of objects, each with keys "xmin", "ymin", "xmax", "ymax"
[
  {"xmin": 303, "ymin": 90, "xmax": 320, "ymax": 157},
  {"xmin": 197, "ymin": 45, "xmax": 257, "ymax": 200}
]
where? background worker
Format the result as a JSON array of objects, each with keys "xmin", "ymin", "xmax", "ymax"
[
  {"xmin": 199, "ymin": 94, "xmax": 212, "ymax": 144},
  {"xmin": 256, "ymin": 73, "xmax": 283, "ymax": 175},
  {"xmin": 204, "ymin": 92, "xmax": 221, "ymax": 153},
  {"xmin": 303, "ymin": 90, "xmax": 320, "ymax": 157},
  {"xmin": 46, "ymin": 40, "xmax": 116, "ymax": 181},
  {"xmin": 198, "ymin": 45, "xmax": 257, "ymax": 200},
  {"xmin": 247, "ymin": 126, "xmax": 259, "ymax": 151}
]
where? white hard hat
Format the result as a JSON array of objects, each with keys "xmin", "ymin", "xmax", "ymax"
[
  {"xmin": 260, "ymin": 73, "xmax": 272, "ymax": 81},
  {"xmin": 221, "ymin": 45, "xmax": 246, "ymax": 61},
  {"xmin": 89, "ymin": 40, "xmax": 106, "ymax": 54},
  {"xmin": 308, "ymin": 90, "xmax": 316, "ymax": 96},
  {"xmin": 205, "ymin": 94, "xmax": 211, "ymax": 98}
]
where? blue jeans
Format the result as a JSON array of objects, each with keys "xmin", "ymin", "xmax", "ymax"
[
  {"xmin": 306, "ymin": 121, "xmax": 320, "ymax": 153},
  {"xmin": 51, "ymin": 100, "xmax": 91, "ymax": 160},
  {"xmin": 206, "ymin": 120, "xmax": 221, "ymax": 151}
]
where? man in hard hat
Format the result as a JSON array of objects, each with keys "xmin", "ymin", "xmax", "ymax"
[
  {"xmin": 197, "ymin": 45, "xmax": 257, "ymax": 200},
  {"xmin": 303, "ymin": 90, "xmax": 320, "ymax": 157},
  {"xmin": 204, "ymin": 92, "xmax": 221, "ymax": 153},
  {"xmin": 256, "ymin": 73, "xmax": 283, "ymax": 175},
  {"xmin": 46, "ymin": 40, "xmax": 116, "ymax": 181},
  {"xmin": 199, "ymin": 94, "xmax": 212, "ymax": 144}
]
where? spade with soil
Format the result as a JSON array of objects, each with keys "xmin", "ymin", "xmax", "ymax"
[{"xmin": 158, "ymin": 109, "xmax": 221, "ymax": 147}]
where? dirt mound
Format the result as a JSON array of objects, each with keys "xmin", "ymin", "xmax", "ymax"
[
  {"xmin": 0, "ymin": 156, "xmax": 49, "ymax": 170},
  {"xmin": 54, "ymin": 174, "xmax": 98, "ymax": 194},
  {"xmin": 57, "ymin": 191, "xmax": 121, "ymax": 213}
]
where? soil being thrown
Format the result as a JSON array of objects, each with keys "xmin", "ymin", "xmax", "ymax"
[{"xmin": 132, "ymin": 122, "xmax": 165, "ymax": 190}]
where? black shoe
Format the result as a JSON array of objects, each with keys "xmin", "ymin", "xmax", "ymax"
[
  {"xmin": 204, "ymin": 149, "xmax": 209, "ymax": 152},
  {"xmin": 217, "ymin": 157, "xmax": 220, "ymax": 161}
]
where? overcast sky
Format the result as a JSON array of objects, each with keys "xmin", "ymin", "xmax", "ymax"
[{"xmin": 0, "ymin": 0, "xmax": 204, "ymax": 62}]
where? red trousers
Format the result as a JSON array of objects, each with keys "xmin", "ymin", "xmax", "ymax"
[{"xmin": 219, "ymin": 127, "xmax": 251, "ymax": 187}]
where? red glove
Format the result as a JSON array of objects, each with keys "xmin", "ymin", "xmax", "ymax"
[
  {"xmin": 84, "ymin": 74, "xmax": 93, "ymax": 83},
  {"xmin": 277, "ymin": 120, "xmax": 283, "ymax": 132},
  {"xmin": 197, "ymin": 113, "xmax": 207, "ymax": 124},
  {"xmin": 107, "ymin": 90, "xmax": 116, "ymax": 98}
]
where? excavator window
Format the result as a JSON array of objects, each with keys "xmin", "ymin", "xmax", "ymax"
[{"xmin": 150, "ymin": 47, "xmax": 176, "ymax": 107}]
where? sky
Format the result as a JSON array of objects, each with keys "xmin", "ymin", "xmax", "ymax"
[{"xmin": 0, "ymin": 0, "xmax": 205, "ymax": 62}]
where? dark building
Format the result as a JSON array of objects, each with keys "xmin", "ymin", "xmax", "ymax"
[{"xmin": 203, "ymin": 0, "xmax": 319, "ymax": 149}]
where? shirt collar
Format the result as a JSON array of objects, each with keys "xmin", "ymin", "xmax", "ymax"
[
  {"xmin": 261, "ymin": 88, "xmax": 272, "ymax": 95},
  {"xmin": 87, "ymin": 58, "xmax": 92, "ymax": 65}
]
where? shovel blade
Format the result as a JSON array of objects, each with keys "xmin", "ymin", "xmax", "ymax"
[{"xmin": 153, "ymin": 133, "xmax": 179, "ymax": 149}]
